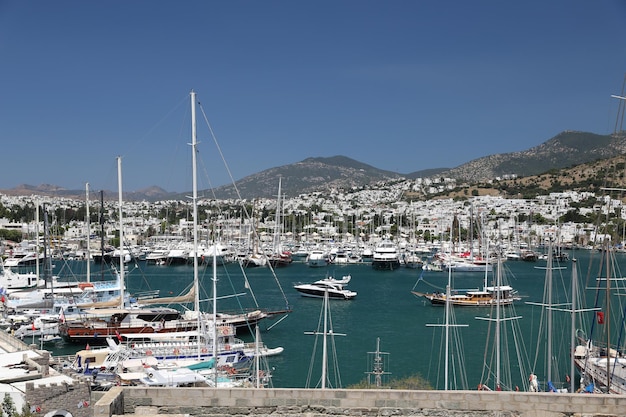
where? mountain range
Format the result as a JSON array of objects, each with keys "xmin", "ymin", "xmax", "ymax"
[{"xmin": 3, "ymin": 130, "xmax": 626, "ymax": 201}]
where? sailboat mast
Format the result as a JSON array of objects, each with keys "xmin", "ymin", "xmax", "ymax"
[
  {"xmin": 43, "ymin": 204, "xmax": 53, "ymax": 301},
  {"xmin": 117, "ymin": 156, "xmax": 125, "ymax": 310},
  {"xmin": 190, "ymin": 90, "xmax": 200, "ymax": 324},
  {"xmin": 547, "ymin": 240, "xmax": 553, "ymax": 383},
  {"xmin": 100, "ymin": 190, "xmax": 105, "ymax": 281},
  {"xmin": 35, "ymin": 204, "xmax": 40, "ymax": 281},
  {"xmin": 86, "ymin": 182, "xmax": 90, "ymax": 283},
  {"xmin": 570, "ymin": 258, "xmax": 577, "ymax": 393},
  {"xmin": 321, "ymin": 288, "xmax": 329, "ymax": 389},
  {"xmin": 605, "ymin": 240, "xmax": 611, "ymax": 392},
  {"xmin": 444, "ymin": 226, "xmax": 452, "ymax": 391},
  {"xmin": 255, "ymin": 325, "xmax": 261, "ymax": 388},
  {"xmin": 274, "ymin": 177, "xmax": 283, "ymax": 254},
  {"xmin": 495, "ymin": 252, "xmax": 502, "ymax": 389}
]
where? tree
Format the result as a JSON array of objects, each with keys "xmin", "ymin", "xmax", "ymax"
[
  {"xmin": 1, "ymin": 394, "xmax": 17, "ymax": 417},
  {"xmin": 0, "ymin": 394, "xmax": 35, "ymax": 417}
]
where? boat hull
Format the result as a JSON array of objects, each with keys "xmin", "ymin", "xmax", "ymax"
[
  {"xmin": 59, "ymin": 323, "xmax": 199, "ymax": 345},
  {"xmin": 372, "ymin": 260, "xmax": 401, "ymax": 270},
  {"xmin": 295, "ymin": 288, "xmax": 356, "ymax": 300},
  {"xmin": 411, "ymin": 291, "xmax": 517, "ymax": 307}
]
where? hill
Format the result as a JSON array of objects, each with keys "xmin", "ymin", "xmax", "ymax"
[
  {"xmin": 208, "ymin": 131, "xmax": 626, "ymax": 199},
  {"xmin": 434, "ymin": 153, "xmax": 626, "ymax": 201},
  {"xmin": 441, "ymin": 131, "xmax": 626, "ymax": 182},
  {"xmin": 207, "ymin": 156, "xmax": 403, "ymax": 199},
  {"xmin": 4, "ymin": 130, "xmax": 626, "ymax": 200}
]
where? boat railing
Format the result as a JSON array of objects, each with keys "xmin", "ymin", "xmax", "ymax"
[{"xmin": 51, "ymin": 354, "xmax": 76, "ymax": 369}]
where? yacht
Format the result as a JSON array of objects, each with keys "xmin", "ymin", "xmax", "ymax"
[
  {"xmin": 293, "ymin": 275, "xmax": 357, "ymax": 300},
  {"xmin": 306, "ymin": 249, "xmax": 328, "ymax": 267},
  {"xmin": 371, "ymin": 240, "xmax": 401, "ymax": 270}
]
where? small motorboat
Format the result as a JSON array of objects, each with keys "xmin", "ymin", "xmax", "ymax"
[{"xmin": 40, "ymin": 334, "xmax": 62, "ymax": 344}]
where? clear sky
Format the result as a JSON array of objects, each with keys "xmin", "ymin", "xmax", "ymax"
[{"xmin": 1, "ymin": 1, "xmax": 626, "ymax": 193}]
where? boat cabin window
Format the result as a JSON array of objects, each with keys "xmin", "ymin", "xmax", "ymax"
[{"xmin": 136, "ymin": 312, "xmax": 181, "ymax": 321}]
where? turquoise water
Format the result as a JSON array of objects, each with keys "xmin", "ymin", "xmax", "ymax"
[{"xmin": 45, "ymin": 249, "xmax": 624, "ymax": 390}]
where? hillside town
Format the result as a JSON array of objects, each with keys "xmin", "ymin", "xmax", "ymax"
[
  {"xmin": 0, "ymin": 178, "xmax": 624, "ymax": 417},
  {"xmin": 0, "ymin": 177, "xmax": 618, "ymax": 262}
]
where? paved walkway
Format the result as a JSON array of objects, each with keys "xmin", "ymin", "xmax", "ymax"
[{"xmin": 0, "ymin": 330, "xmax": 32, "ymax": 353}]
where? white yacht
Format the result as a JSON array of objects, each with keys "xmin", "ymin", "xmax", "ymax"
[
  {"xmin": 306, "ymin": 249, "xmax": 328, "ymax": 267},
  {"xmin": 371, "ymin": 240, "xmax": 401, "ymax": 271},
  {"xmin": 293, "ymin": 275, "xmax": 357, "ymax": 300}
]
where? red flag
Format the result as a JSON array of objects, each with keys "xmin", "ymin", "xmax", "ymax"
[
  {"xmin": 59, "ymin": 308, "xmax": 65, "ymax": 323},
  {"xmin": 115, "ymin": 330, "xmax": 123, "ymax": 342},
  {"xmin": 597, "ymin": 311, "xmax": 605, "ymax": 324},
  {"xmin": 85, "ymin": 343, "xmax": 90, "ymax": 350},
  {"xmin": 1, "ymin": 295, "xmax": 5, "ymax": 303},
  {"xmin": 31, "ymin": 322, "xmax": 36, "ymax": 331}
]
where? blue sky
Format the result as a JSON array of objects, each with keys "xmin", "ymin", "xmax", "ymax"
[{"xmin": 1, "ymin": 1, "xmax": 626, "ymax": 193}]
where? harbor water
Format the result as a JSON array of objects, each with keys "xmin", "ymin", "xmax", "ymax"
[{"xmin": 40, "ymin": 248, "xmax": 623, "ymax": 390}]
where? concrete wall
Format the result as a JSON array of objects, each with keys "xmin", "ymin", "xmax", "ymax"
[{"xmin": 94, "ymin": 387, "xmax": 626, "ymax": 417}]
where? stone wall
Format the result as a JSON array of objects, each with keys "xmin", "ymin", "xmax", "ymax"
[
  {"xmin": 26, "ymin": 380, "xmax": 92, "ymax": 417},
  {"xmin": 94, "ymin": 387, "xmax": 626, "ymax": 417}
]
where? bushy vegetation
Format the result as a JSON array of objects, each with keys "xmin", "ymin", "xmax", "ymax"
[
  {"xmin": 0, "ymin": 229, "xmax": 23, "ymax": 243},
  {"xmin": 347, "ymin": 373, "xmax": 432, "ymax": 390}
]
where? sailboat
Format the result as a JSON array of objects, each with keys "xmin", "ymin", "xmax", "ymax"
[
  {"xmin": 59, "ymin": 158, "xmax": 192, "ymax": 344},
  {"xmin": 424, "ymin": 225, "xmax": 469, "ymax": 390},
  {"xmin": 525, "ymin": 239, "xmax": 578, "ymax": 393},
  {"xmin": 475, "ymin": 249, "xmax": 527, "ymax": 391},
  {"xmin": 574, "ymin": 240, "xmax": 626, "ymax": 394},
  {"xmin": 365, "ymin": 338, "xmax": 391, "ymax": 387},
  {"xmin": 304, "ymin": 288, "xmax": 346, "ymax": 388},
  {"xmin": 4, "ymin": 203, "xmax": 103, "ymax": 312},
  {"xmin": 412, "ymin": 240, "xmax": 520, "ymax": 307},
  {"xmin": 268, "ymin": 178, "xmax": 292, "ymax": 267},
  {"xmin": 68, "ymin": 93, "xmax": 282, "ymax": 388},
  {"xmin": 8, "ymin": 194, "xmax": 127, "ymax": 339}
]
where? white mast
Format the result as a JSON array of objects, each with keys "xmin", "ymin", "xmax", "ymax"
[
  {"xmin": 274, "ymin": 177, "xmax": 283, "ymax": 254},
  {"xmin": 427, "ymin": 223, "xmax": 468, "ymax": 390},
  {"xmin": 190, "ymin": 90, "xmax": 200, "ymax": 329},
  {"xmin": 547, "ymin": 241, "xmax": 554, "ymax": 383},
  {"xmin": 444, "ymin": 227, "xmax": 453, "ymax": 389},
  {"xmin": 495, "ymin": 251, "xmax": 502, "ymax": 388},
  {"xmin": 570, "ymin": 259, "xmax": 577, "ymax": 393},
  {"xmin": 86, "ymin": 182, "xmax": 90, "ymax": 283},
  {"xmin": 305, "ymin": 287, "xmax": 346, "ymax": 389},
  {"xmin": 35, "ymin": 203, "xmax": 39, "ymax": 280},
  {"xmin": 117, "ymin": 156, "xmax": 125, "ymax": 310},
  {"xmin": 321, "ymin": 288, "xmax": 329, "ymax": 389},
  {"xmin": 255, "ymin": 325, "xmax": 261, "ymax": 388}
]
